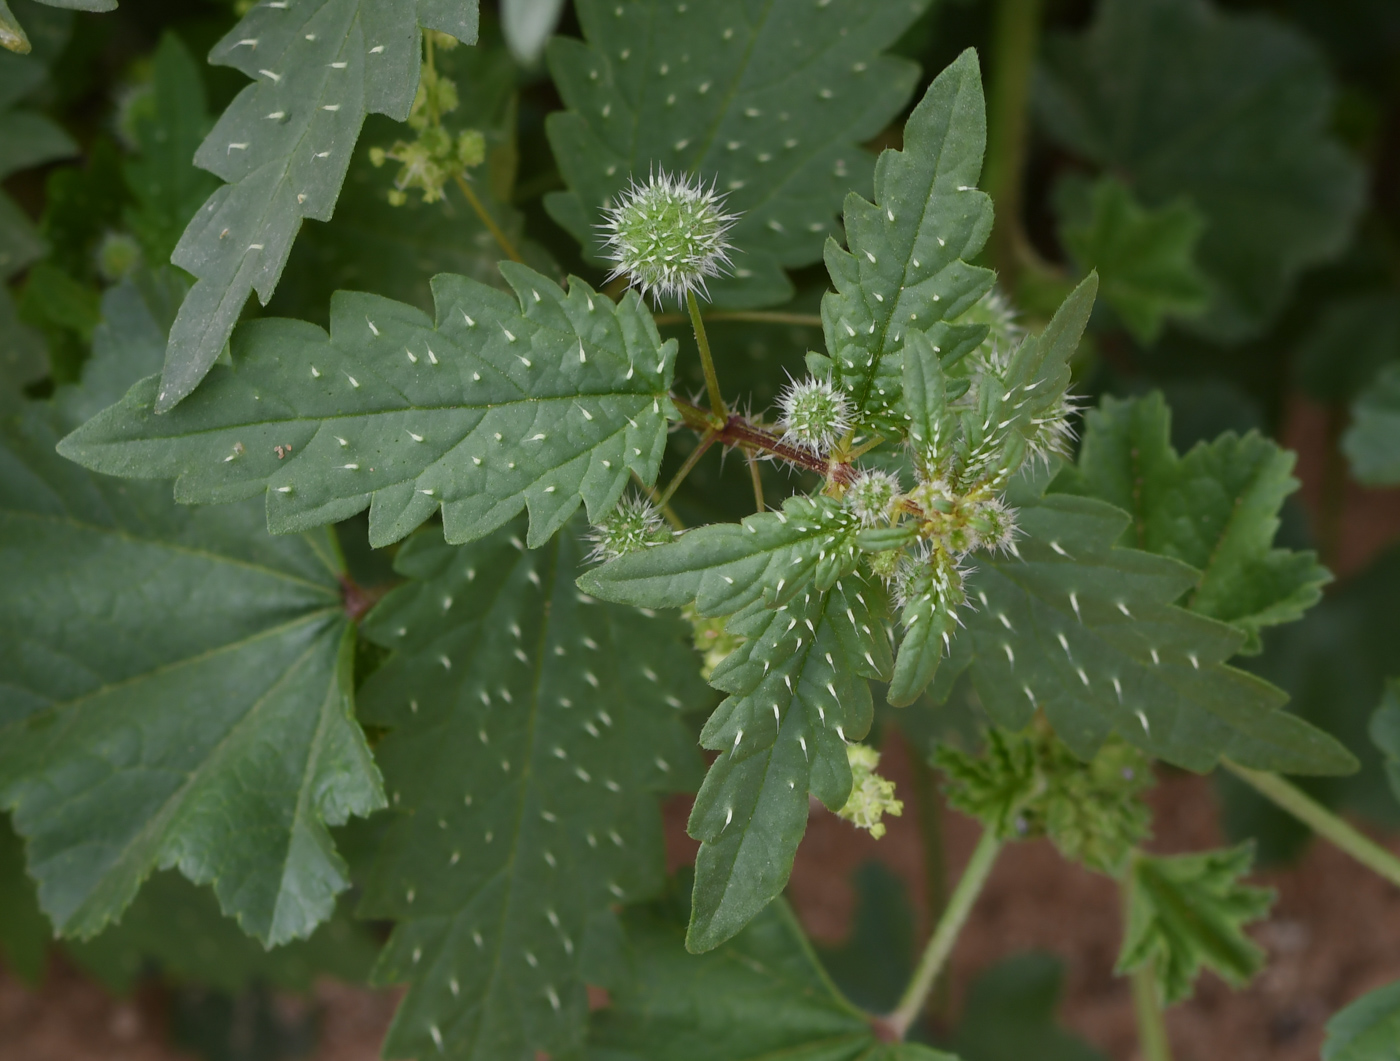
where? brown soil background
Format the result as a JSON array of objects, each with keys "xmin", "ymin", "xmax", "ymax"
[{"xmin": 3, "ymin": 400, "xmax": 1399, "ymax": 1061}]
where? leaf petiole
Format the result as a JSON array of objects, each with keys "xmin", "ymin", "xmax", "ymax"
[
  {"xmin": 1130, "ymin": 956, "xmax": 1175, "ymax": 1061},
  {"xmin": 1223, "ymin": 761, "xmax": 1400, "ymax": 888},
  {"xmin": 883, "ymin": 828, "xmax": 1003, "ymax": 1039}
]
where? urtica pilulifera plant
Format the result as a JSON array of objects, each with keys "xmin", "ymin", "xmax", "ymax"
[{"xmin": 3, "ymin": 1, "xmax": 1400, "ymax": 1059}]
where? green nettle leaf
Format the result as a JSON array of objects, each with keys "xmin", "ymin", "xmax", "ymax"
[
  {"xmin": 944, "ymin": 492, "xmax": 1355, "ymax": 775},
  {"xmin": 1367, "ymin": 680, "xmax": 1400, "ymax": 807},
  {"xmin": 1344, "ymin": 364, "xmax": 1400, "ymax": 486},
  {"xmin": 66, "ymin": 871, "xmax": 378, "ymax": 996},
  {"xmin": 935, "ymin": 726, "xmax": 1153, "ymax": 876},
  {"xmin": 948, "ymin": 953, "xmax": 1107, "ymax": 1061},
  {"xmin": 544, "ymin": 0, "xmax": 927, "ymax": 309},
  {"xmin": 356, "ymin": 520, "xmax": 705, "ymax": 1061},
  {"xmin": 580, "ymin": 512, "xmax": 894, "ymax": 951},
  {"xmin": 1035, "ymin": 0, "xmax": 1364, "ymax": 341},
  {"xmin": 0, "ymin": 406, "xmax": 383, "ymax": 945},
  {"xmin": 1056, "ymin": 175, "xmax": 1209, "ymax": 344},
  {"xmin": 590, "ymin": 888, "xmax": 959, "ymax": 1061},
  {"xmin": 1117, "ymin": 843, "xmax": 1274, "ymax": 1005},
  {"xmin": 824, "ymin": 48, "xmax": 995, "ymax": 428},
  {"xmin": 1053, "ymin": 392, "xmax": 1331, "ymax": 652},
  {"xmin": 156, "ymin": 0, "xmax": 481, "ymax": 411},
  {"xmin": 121, "ymin": 33, "xmax": 219, "ymax": 267},
  {"xmin": 1323, "ymin": 979, "xmax": 1400, "ymax": 1061},
  {"xmin": 58, "ymin": 264, "xmax": 676, "ymax": 549}
]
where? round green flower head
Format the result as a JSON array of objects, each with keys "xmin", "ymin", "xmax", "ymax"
[
  {"xmin": 588, "ymin": 496, "xmax": 672, "ymax": 562},
  {"xmin": 777, "ymin": 375, "xmax": 851, "ymax": 454},
  {"xmin": 601, "ymin": 170, "xmax": 737, "ymax": 303},
  {"xmin": 845, "ymin": 470, "xmax": 901, "ymax": 527}
]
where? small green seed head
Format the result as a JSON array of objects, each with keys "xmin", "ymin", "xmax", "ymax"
[
  {"xmin": 600, "ymin": 170, "xmax": 737, "ymax": 303},
  {"xmin": 845, "ymin": 470, "xmax": 901, "ymax": 527},
  {"xmin": 778, "ymin": 375, "xmax": 851, "ymax": 454},
  {"xmin": 967, "ymin": 497, "xmax": 1018, "ymax": 554},
  {"xmin": 97, "ymin": 232, "xmax": 142, "ymax": 283},
  {"xmin": 588, "ymin": 496, "xmax": 672, "ymax": 562},
  {"xmin": 867, "ymin": 548, "xmax": 902, "ymax": 583}
]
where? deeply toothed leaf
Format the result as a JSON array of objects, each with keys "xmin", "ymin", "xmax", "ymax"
[
  {"xmin": 544, "ymin": 0, "xmax": 927, "ymax": 309},
  {"xmin": 824, "ymin": 48, "xmax": 996, "ymax": 429},
  {"xmin": 0, "ymin": 406, "xmax": 383, "ymax": 945},
  {"xmin": 946, "ymin": 493, "xmax": 1355, "ymax": 775},
  {"xmin": 59, "ymin": 265, "xmax": 676, "ymax": 549},
  {"xmin": 578, "ymin": 494, "xmax": 859, "ymax": 615},
  {"xmin": 357, "ymin": 519, "xmax": 705, "ymax": 1061},
  {"xmin": 688, "ymin": 575, "xmax": 891, "ymax": 952},
  {"xmin": 155, "ymin": 0, "xmax": 480, "ymax": 410},
  {"xmin": 1054, "ymin": 392, "xmax": 1331, "ymax": 652}
]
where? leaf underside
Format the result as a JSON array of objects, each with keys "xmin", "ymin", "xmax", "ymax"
[
  {"xmin": 59, "ymin": 263, "xmax": 676, "ymax": 550},
  {"xmin": 156, "ymin": 0, "xmax": 481, "ymax": 410},
  {"xmin": 357, "ymin": 518, "xmax": 705, "ymax": 1061},
  {"xmin": 545, "ymin": 0, "xmax": 927, "ymax": 309}
]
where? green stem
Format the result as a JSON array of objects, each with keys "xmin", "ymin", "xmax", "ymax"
[
  {"xmin": 885, "ymin": 829, "xmax": 1002, "ymax": 1039},
  {"xmin": 453, "ymin": 173, "xmax": 524, "ymax": 264},
  {"xmin": 658, "ymin": 430, "xmax": 717, "ymax": 507},
  {"xmin": 687, "ymin": 290, "xmax": 727, "ymax": 418},
  {"xmin": 746, "ymin": 450, "xmax": 766, "ymax": 512},
  {"xmin": 981, "ymin": 0, "xmax": 1044, "ymax": 288},
  {"xmin": 1130, "ymin": 961, "xmax": 1174, "ymax": 1061},
  {"xmin": 1223, "ymin": 761, "xmax": 1400, "ymax": 887}
]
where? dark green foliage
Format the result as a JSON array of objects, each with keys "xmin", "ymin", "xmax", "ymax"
[
  {"xmin": 945, "ymin": 492, "xmax": 1353, "ymax": 774},
  {"xmin": 156, "ymin": 0, "xmax": 482, "ymax": 411},
  {"xmin": 1345, "ymin": 364, "xmax": 1400, "ymax": 486},
  {"xmin": 818, "ymin": 862, "xmax": 915, "ymax": 1014},
  {"xmin": 1054, "ymin": 392, "xmax": 1331, "ymax": 652},
  {"xmin": 356, "ymin": 519, "xmax": 705, "ymax": 1061},
  {"xmin": 1036, "ymin": 0, "xmax": 1364, "ymax": 340},
  {"xmin": 59, "ymin": 264, "xmax": 676, "ymax": 549},
  {"xmin": 1055, "ymin": 175, "xmax": 1208, "ymax": 344},
  {"xmin": 1323, "ymin": 979, "xmax": 1400, "ymax": 1061},
  {"xmin": 1368, "ymin": 681, "xmax": 1400, "ymax": 807},
  {"xmin": 1117, "ymin": 844, "xmax": 1274, "ymax": 1005},
  {"xmin": 948, "ymin": 954, "xmax": 1107, "ymax": 1061},
  {"xmin": 589, "ymin": 884, "xmax": 958, "ymax": 1061},
  {"xmin": 936, "ymin": 725, "xmax": 1153, "ymax": 875},
  {"xmin": 545, "ymin": 0, "xmax": 928, "ymax": 310},
  {"xmin": 0, "ymin": 813, "xmax": 47, "ymax": 983}
]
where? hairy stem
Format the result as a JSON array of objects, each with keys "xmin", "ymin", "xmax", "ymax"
[
  {"xmin": 687, "ymin": 290, "xmax": 727, "ymax": 418},
  {"xmin": 1224, "ymin": 761, "xmax": 1400, "ymax": 886},
  {"xmin": 671, "ymin": 395, "xmax": 857, "ymax": 484},
  {"xmin": 1130, "ymin": 960, "xmax": 1174, "ymax": 1061},
  {"xmin": 453, "ymin": 172, "xmax": 524, "ymax": 264},
  {"xmin": 885, "ymin": 829, "xmax": 1002, "ymax": 1039},
  {"xmin": 982, "ymin": 0, "xmax": 1045, "ymax": 288}
]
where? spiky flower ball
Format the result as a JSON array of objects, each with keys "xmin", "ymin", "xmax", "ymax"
[
  {"xmin": 967, "ymin": 498, "xmax": 1018, "ymax": 554},
  {"xmin": 600, "ymin": 170, "xmax": 737, "ymax": 303},
  {"xmin": 837, "ymin": 744, "xmax": 903, "ymax": 839},
  {"xmin": 959, "ymin": 286, "xmax": 1025, "ymax": 370},
  {"xmin": 845, "ymin": 470, "xmax": 901, "ymax": 527},
  {"xmin": 588, "ymin": 496, "xmax": 672, "ymax": 562},
  {"xmin": 778, "ymin": 376, "xmax": 851, "ymax": 454}
]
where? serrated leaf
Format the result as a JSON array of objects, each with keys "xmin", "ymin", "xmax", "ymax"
[
  {"xmin": 356, "ymin": 519, "xmax": 705, "ymax": 1061},
  {"xmin": 1323, "ymin": 979, "xmax": 1400, "ymax": 1061},
  {"xmin": 0, "ymin": 405, "xmax": 383, "ymax": 945},
  {"xmin": 888, "ymin": 560, "xmax": 961, "ymax": 709},
  {"xmin": 1035, "ymin": 0, "xmax": 1364, "ymax": 341},
  {"xmin": 1055, "ymin": 175, "xmax": 1209, "ymax": 344},
  {"xmin": 544, "ymin": 0, "xmax": 927, "ymax": 309},
  {"xmin": 1368, "ymin": 680, "xmax": 1400, "ymax": 808},
  {"xmin": 578, "ymin": 494, "xmax": 860, "ymax": 615},
  {"xmin": 1116, "ymin": 843, "xmax": 1273, "ymax": 1005},
  {"xmin": 65, "ymin": 870, "xmax": 379, "ymax": 995},
  {"xmin": 590, "ymin": 887, "xmax": 961, "ymax": 1061},
  {"xmin": 156, "ymin": 0, "xmax": 481, "ymax": 411},
  {"xmin": 1054, "ymin": 391, "xmax": 1331, "ymax": 652},
  {"xmin": 59, "ymin": 264, "xmax": 676, "ymax": 549},
  {"xmin": 121, "ymin": 33, "xmax": 219, "ymax": 267},
  {"xmin": 688, "ymin": 575, "xmax": 891, "ymax": 952},
  {"xmin": 824, "ymin": 48, "xmax": 995, "ymax": 429},
  {"xmin": 946, "ymin": 492, "xmax": 1355, "ymax": 775},
  {"xmin": 1344, "ymin": 363, "xmax": 1400, "ymax": 486}
]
